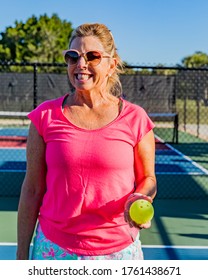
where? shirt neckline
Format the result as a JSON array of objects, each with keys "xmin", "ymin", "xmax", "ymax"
[{"xmin": 60, "ymin": 94, "xmax": 125, "ymax": 132}]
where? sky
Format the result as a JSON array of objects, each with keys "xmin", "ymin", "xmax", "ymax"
[{"xmin": 0, "ymin": 0, "xmax": 208, "ymax": 66}]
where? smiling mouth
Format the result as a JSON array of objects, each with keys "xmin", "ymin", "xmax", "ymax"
[{"xmin": 75, "ymin": 74, "xmax": 93, "ymax": 81}]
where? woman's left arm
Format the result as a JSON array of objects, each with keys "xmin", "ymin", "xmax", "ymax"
[
  {"xmin": 133, "ymin": 129, "xmax": 157, "ymax": 199},
  {"xmin": 124, "ymin": 129, "xmax": 157, "ymax": 228}
]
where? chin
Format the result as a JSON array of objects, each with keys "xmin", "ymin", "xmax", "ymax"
[{"xmin": 74, "ymin": 84, "xmax": 93, "ymax": 92}]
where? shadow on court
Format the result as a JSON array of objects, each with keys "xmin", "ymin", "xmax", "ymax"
[
  {"xmin": 140, "ymin": 198, "xmax": 208, "ymax": 260},
  {"xmin": 0, "ymin": 197, "xmax": 19, "ymax": 212},
  {"xmin": 0, "ymin": 197, "xmax": 19, "ymax": 211}
]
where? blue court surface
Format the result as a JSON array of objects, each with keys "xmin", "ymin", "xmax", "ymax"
[
  {"xmin": 155, "ymin": 137, "xmax": 208, "ymax": 175},
  {"xmin": 0, "ymin": 128, "xmax": 28, "ymax": 137}
]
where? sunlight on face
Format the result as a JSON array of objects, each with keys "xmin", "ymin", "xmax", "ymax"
[{"xmin": 68, "ymin": 36, "xmax": 113, "ymax": 93}]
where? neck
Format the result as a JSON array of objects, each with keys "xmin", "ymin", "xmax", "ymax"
[{"xmin": 70, "ymin": 90, "xmax": 118, "ymax": 109}]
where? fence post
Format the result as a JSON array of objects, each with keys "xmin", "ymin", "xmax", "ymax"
[
  {"xmin": 33, "ymin": 63, "xmax": 38, "ymax": 109},
  {"xmin": 196, "ymin": 74, "xmax": 200, "ymax": 138}
]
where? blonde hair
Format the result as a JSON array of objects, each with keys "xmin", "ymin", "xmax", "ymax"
[{"xmin": 69, "ymin": 23, "xmax": 123, "ymax": 97}]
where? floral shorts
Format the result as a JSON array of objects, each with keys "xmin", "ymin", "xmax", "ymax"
[{"xmin": 31, "ymin": 224, "xmax": 144, "ymax": 260}]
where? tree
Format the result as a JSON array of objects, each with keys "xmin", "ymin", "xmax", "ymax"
[
  {"xmin": 181, "ymin": 51, "xmax": 208, "ymax": 68},
  {"xmin": 0, "ymin": 14, "xmax": 73, "ymax": 63}
]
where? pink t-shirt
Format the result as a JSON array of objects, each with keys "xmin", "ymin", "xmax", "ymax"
[{"xmin": 28, "ymin": 94, "xmax": 155, "ymax": 255}]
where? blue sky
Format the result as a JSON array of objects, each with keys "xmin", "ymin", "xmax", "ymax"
[{"xmin": 0, "ymin": 0, "xmax": 208, "ymax": 66}]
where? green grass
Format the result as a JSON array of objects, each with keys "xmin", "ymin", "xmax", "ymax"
[{"xmin": 176, "ymin": 98, "xmax": 208, "ymax": 124}]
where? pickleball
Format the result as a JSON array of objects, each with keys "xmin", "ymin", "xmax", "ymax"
[{"xmin": 129, "ymin": 199, "xmax": 154, "ymax": 224}]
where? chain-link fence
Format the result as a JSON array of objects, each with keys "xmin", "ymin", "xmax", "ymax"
[{"xmin": 0, "ymin": 62, "xmax": 208, "ymax": 199}]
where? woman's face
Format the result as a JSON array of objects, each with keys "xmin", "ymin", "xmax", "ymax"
[{"xmin": 67, "ymin": 36, "xmax": 116, "ymax": 93}]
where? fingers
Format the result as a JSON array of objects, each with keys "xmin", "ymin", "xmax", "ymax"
[
  {"xmin": 139, "ymin": 221, "xmax": 151, "ymax": 229},
  {"xmin": 124, "ymin": 192, "xmax": 153, "ymax": 229}
]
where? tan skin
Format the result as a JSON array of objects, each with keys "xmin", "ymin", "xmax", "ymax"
[
  {"xmin": 16, "ymin": 123, "xmax": 47, "ymax": 259},
  {"xmin": 16, "ymin": 35, "xmax": 156, "ymax": 259},
  {"xmin": 131, "ymin": 130, "xmax": 157, "ymax": 229}
]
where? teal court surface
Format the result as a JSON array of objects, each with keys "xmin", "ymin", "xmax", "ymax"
[{"xmin": 0, "ymin": 128, "xmax": 208, "ymax": 260}]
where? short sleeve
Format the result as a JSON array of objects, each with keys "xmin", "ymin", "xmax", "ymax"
[
  {"xmin": 28, "ymin": 102, "xmax": 49, "ymax": 136},
  {"xmin": 135, "ymin": 107, "xmax": 155, "ymax": 143},
  {"xmin": 121, "ymin": 100, "xmax": 155, "ymax": 145}
]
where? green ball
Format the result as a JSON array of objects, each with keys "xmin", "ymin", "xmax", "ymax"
[{"xmin": 129, "ymin": 199, "xmax": 154, "ymax": 224}]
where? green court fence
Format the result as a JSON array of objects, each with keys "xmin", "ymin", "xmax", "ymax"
[{"xmin": 0, "ymin": 62, "xmax": 208, "ymax": 199}]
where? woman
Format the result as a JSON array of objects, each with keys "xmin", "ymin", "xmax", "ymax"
[{"xmin": 16, "ymin": 23, "xmax": 156, "ymax": 260}]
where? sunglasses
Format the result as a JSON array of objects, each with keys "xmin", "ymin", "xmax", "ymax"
[{"xmin": 63, "ymin": 49, "xmax": 111, "ymax": 66}]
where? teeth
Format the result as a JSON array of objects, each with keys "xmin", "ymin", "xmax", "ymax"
[{"xmin": 77, "ymin": 74, "xmax": 91, "ymax": 80}]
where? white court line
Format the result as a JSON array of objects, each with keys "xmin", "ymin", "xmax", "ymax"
[
  {"xmin": 155, "ymin": 135, "xmax": 208, "ymax": 175},
  {"xmin": 156, "ymin": 172, "xmax": 206, "ymax": 175},
  {"xmin": 143, "ymin": 245, "xmax": 208, "ymax": 249},
  {"xmin": 0, "ymin": 243, "xmax": 17, "ymax": 246}
]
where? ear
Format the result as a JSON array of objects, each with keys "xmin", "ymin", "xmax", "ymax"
[{"xmin": 108, "ymin": 57, "xmax": 117, "ymax": 77}]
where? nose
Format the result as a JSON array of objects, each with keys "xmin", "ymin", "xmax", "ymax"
[{"xmin": 77, "ymin": 54, "xmax": 88, "ymax": 68}]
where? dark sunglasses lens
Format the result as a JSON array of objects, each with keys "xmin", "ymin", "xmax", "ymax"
[
  {"xmin": 86, "ymin": 51, "xmax": 101, "ymax": 65},
  {"xmin": 65, "ymin": 51, "xmax": 79, "ymax": 64}
]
